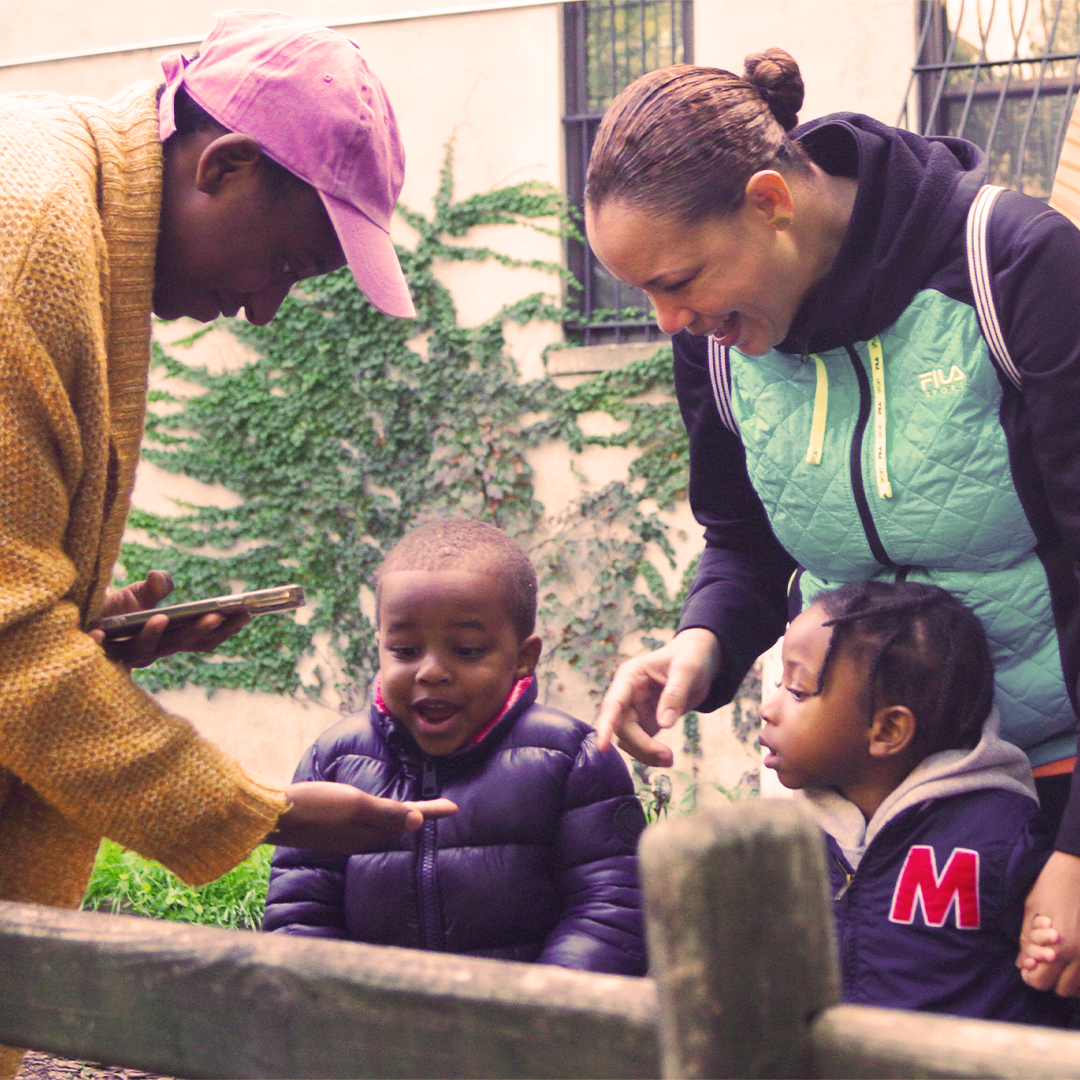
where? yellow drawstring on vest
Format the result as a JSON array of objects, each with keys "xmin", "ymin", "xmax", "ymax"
[
  {"xmin": 806, "ymin": 355, "xmax": 828, "ymax": 465},
  {"xmin": 868, "ymin": 336, "xmax": 893, "ymax": 499}
]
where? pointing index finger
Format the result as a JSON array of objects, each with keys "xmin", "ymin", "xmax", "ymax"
[{"xmin": 594, "ymin": 688, "xmax": 628, "ymax": 751}]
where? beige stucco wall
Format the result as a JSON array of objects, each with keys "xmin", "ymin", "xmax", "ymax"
[
  {"xmin": 0, "ymin": 2, "xmax": 554, "ymax": 91},
  {"xmin": 695, "ymin": 0, "xmax": 917, "ymax": 127},
  {"xmin": 0, "ymin": 0, "xmax": 567, "ymax": 347},
  {"xmin": 1, "ymin": 1, "xmax": 567, "ymax": 784}
]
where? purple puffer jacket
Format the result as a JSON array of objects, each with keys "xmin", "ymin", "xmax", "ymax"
[{"xmin": 263, "ymin": 677, "xmax": 648, "ymax": 975}]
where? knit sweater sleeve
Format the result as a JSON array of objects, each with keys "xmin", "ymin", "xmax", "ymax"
[
  {"xmin": 0, "ymin": 123, "xmax": 286, "ymax": 889},
  {"xmin": 537, "ymin": 732, "xmax": 647, "ymax": 975}
]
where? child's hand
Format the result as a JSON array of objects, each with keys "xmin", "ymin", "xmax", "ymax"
[
  {"xmin": 269, "ymin": 781, "xmax": 457, "ymax": 852},
  {"xmin": 1017, "ymin": 852, "xmax": 1080, "ymax": 995},
  {"xmin": 1018, "ymin": 914, "xmax": 1061, "ymax": 983}
]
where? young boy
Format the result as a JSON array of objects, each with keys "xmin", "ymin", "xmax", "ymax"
[
  {"xmin": 761, "ymin": 580, "xmax": 1072, "ymax": 1025},
  {"xmin": 264, "ymin": 519, "xmax": 647, "ymax": 975}
]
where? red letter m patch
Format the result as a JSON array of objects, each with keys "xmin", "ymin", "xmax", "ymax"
[{"xmin": 889, "ymin": 846, "xmax": 980, "ymax": 929}]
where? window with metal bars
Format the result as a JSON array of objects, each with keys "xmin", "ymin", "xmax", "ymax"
[
  {"xmin": 563, "ymin": 0, "xmax": 693, "ymax": 344},
  {"xmin": 902, "ymin": 0, "xmax": 1080, "ymax": 198}
]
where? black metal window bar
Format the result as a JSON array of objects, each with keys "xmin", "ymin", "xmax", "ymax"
[
  {"xmin": 901, "ymin": 0, "xmax": 1080, "ymax": 198},
  {"xmin": 563, "ymin": 0, "xmax": 693, "ymax": 344}
]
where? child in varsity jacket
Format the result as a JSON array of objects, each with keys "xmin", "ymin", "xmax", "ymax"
[{"xmin": 760, "ymin": 579, "xmax": 1073, "ymax": 1025}]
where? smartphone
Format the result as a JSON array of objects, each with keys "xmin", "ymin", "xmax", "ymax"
[{"xmin": 98, "ymin": 584, "xmax": 305, "ymax": 639}]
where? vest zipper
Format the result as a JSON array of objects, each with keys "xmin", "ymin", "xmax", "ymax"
[
  {"xmin": 867, "ymin": 337, "xmax": 893, "ymax": 500},
  {"xmin": 805, "ymin": 355, "xmax": 828, "ymax": 465},
  {"xmin": 845, "ymin": 344, "xmax": 897, "ymax": 568},
  {"xmin": 417, "ymin": 757, "xmax": 443, "ymax": 950}
]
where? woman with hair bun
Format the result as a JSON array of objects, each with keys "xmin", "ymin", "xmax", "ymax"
[{"xmin": 587, "ymin": 48, "xmax": 1080, "ymax": 997}]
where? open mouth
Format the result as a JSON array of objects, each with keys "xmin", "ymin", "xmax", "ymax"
[
  {"xmin": 414, "ymin": 700, "xmax": 461, "ymax": 725},
  {"xmin": 710, "ymin": 312, "xmax": 740, "ymax": 347}
]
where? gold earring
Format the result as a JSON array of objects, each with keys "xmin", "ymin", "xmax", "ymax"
[{"xmin": 775, "ymin": 215, "xmax": 792, "ymax": 230}]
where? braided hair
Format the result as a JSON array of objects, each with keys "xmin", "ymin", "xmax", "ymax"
[{"xmin": 812, "ymin": 581, "xmax": 994, "ymax": 758}]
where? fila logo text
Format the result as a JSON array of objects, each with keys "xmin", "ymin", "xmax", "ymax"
[{"xmin": 918, "ymin": 366, "xmax": 967, "ymax": 394}]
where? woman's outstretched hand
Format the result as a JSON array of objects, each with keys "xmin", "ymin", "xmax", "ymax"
[
  {"xmin": 595, "ymin": 627, "xmax": 722, "ymax": 766},
  {"xmin": 268, "ymin": 781, "xmax": 457, "ymax": 853},
  {"xmin": 1017, "ymin": 850, "xmax": 1080, "ymax": 995}
]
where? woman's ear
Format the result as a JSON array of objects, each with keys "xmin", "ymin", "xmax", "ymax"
[
  {"xmin": 516, "ymin": 634, "xmax": 543, "ymax": 678},
  {"xmin": 744, "ymin": 170, "xmax": 795, "ymax": 226},
  {"xmin": 868, "ymin": 704, "xmax": 917, "ymax": 759},
  {"xmin": 194, "ymin": 133, "xmax": 264, "ymax": 195}
]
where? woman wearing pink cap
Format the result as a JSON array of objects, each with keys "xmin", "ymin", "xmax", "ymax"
[{"xmin": 0, "ymin": 14, "xmax": 446, "ymax": 1072}]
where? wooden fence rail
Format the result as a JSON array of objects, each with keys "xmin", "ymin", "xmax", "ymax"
[
  {"xmin": 3, "ymin": 798, "xmax": 1080, "ymax": 1078},
  {"xmin": 0, "ymin": 899, "xmax": 658, "ymax": 1079}
]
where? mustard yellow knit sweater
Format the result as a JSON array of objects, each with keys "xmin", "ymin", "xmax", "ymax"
[{"xmin": 0, "ymin": 83, "xmax": 289, "ymax": 911}]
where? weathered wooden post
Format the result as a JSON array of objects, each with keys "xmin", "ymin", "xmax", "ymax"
[{"xmin": 640, "ymin": 798, "xmax": 840, "ymax": 1079}]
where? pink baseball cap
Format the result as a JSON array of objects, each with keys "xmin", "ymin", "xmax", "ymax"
[{"xmin": 159, "ymin": 9, "xmax": 415, "ymax": 319}]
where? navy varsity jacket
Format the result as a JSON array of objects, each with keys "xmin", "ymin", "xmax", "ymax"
[{"xmin": 805, "ymin": 717, "xmax": 1073, "ymax": 1026}]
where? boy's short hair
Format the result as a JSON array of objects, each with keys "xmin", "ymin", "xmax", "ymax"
[
  {"xmin": 377, "ymin": 519, "xmax": 538, "ymax": 640},
  {"xmin": 814, "ymin": 581, "xmax": 994, "ymax": 758}
]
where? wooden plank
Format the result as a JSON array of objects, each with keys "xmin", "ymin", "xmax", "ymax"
[
  {"xmin": 812, "ymin": 1003, "xmax": 1080, "ymax": 1079},
  {"xmin": 0, "ymin": 901, "xmax": 659, "ymax": 1080},
  {"xmin": 639, "ymin": 799, "xmax": 840, "ymax": 1079}
]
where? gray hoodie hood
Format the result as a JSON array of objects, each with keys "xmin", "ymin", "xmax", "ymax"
[{"xmin": 801, "ymin": 708, "xmax": 1036, "ymax": 870}]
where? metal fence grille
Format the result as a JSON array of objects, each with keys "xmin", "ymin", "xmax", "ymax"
[
  {"xmin": 563, "ymin": 0, "xmax": 693, "ymax": 344},
  {"xmin": 902, "ymin": 0, "xmax": 1080, "ymax": 197}
]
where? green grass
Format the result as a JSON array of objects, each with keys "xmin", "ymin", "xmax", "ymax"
[{"xmin": 80, "ymin": 840, "xmax": 273, "ymax": 930}]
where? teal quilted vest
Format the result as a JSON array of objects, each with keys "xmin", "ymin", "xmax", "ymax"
[{"xmin": 720, "ymin": 287, "xmax": 1075, "ymax": 765}]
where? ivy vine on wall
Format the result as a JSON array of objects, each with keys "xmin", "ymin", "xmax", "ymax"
[{"xmin": 123, "ymin": 148, "xmax": 694, "ymax": 720}]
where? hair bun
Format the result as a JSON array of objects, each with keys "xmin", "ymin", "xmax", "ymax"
[{"xmin": 743, "ymin": 47, "xmax": 804, "ymax": 132}]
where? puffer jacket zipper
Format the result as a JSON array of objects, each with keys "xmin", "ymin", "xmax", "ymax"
[
  {"xmin": 417, "ymin": 757, "xmax": 443, "ymax": 950},
  {"xmin": 845, "ymin": 344, "xmax": 897, "ymax": 568}
]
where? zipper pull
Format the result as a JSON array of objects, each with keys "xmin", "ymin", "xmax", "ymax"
[
  {"xmin": 421, "ymin": 759, "xmax": 438, "ymax": 799},
  {"xmin": 833, "ymin": 855, "xmax": 853, "ymax": 901},
  {"xmin": 805, "ymin": 354, "xmax": 828, "ymax": 465}
]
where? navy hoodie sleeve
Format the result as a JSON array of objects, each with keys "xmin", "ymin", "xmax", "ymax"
[
  {"xmin": 262, "ymin": 742, "xmax": 349, "ymax": 938},
  {"xmin": 989, "ymin": 193, "xmax": 1080, "ymax": 853},
  {"xmin": 1002, "ymin": 815, "xmax": 1057, "ymax": 932},
  {"xmin": 673, "ymin": 329, "xmax": 798, "ymax": 710},
  {"xmin": 538, "ymin": 733, "xmax": 648, "ymax": 975}
]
